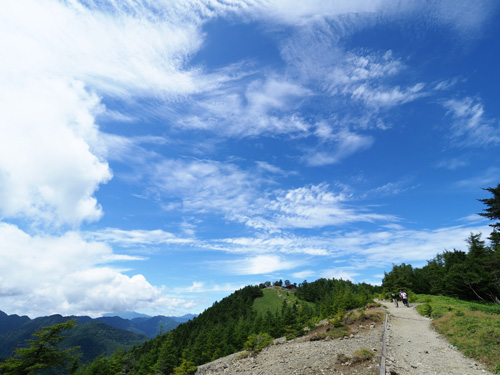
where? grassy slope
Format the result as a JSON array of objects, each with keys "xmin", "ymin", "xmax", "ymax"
[
  {"xmin": 253, "ymin": 288, "xmax": 287, "ymax": 314},
  {"xmin": 414, "ymin": 294, "xmax": 500, "ymax": 373},
  {"xmin": 252, "ymin": 287, "xmax": 315, "ymax": 315}
]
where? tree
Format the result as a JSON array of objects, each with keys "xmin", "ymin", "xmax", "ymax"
[
  {"xmin": 0, "ymin": 319, "xmax": 80, "ymax": 375},
  {"xmin": 478, "ymin": 183, "xmax": 500, "ymax": 229}
]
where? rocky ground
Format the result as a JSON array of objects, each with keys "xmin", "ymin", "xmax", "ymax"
[
  {"xmin": 195, "ymin": 301, "xmax": 495, "ymax": 375},
  {"xmin": 196, "ymin": 305, "xmax": 384, "ymax": 375}
]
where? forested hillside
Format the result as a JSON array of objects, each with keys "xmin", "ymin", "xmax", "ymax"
[
  {"xmin": 0, "ymin": 314, "xmax": 149, "ymax": 364},
  {"xmin": 382, "ymin": 183, "xmax": 500, "ymax": 304},
  {"xmin": 74, "ymin": 279, "xmax": 379, "ymax": 374}
]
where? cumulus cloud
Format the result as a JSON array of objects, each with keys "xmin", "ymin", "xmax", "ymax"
[
  {"xmin": 0, "ymin": 222, "xmax": 194, "ymax": 317},
  {"xmin": 0, "ymin": 79, "xmax": 111, "ymax": 226}
]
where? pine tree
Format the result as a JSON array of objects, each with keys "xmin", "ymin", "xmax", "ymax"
[
  {"xmin": 478, "ymin": 183, "xmax": 500, "ymax": 229},
  {"xmin": 0, "ymin": 319, "xmax": 80, "ymax": 375}
]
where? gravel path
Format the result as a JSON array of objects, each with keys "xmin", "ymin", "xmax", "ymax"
[
  {"xmin": 381, "ymin": 300, "xmax": 493, "ymax": 375},
  {"xmin": 195, "ymin": 302, "xmax": 495, "ymax": 375},
  {"xmin": 196, "ymin": 306, "xmax": 384, "ymax": 375}
]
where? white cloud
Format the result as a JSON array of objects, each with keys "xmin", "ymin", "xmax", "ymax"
[
  {"xmin": 86, "ymin": 228, "xmax": 195, "ymax": 247},
  {"xmin": 443, "ymin": 97, "xmax": 500, "ymax": 148},
  {"xmin": 1, "ymin": 0, "xmax": 206, "ymax": 98},
  {"xmin": 304, "ymin": 128, "xmax": 374, "ymax": 166},
  {"xmin": 328, "ymin": 224, "xmax": 494, "ymax": 266},
  {"xmin": 321, "ymin": 268, "xmax": 359, "ymax": 281},
  {"xmin": 149, "ymin": 158, "xmax": 260, "ymax": 215},
  {"xmin": 453, "ymin": 167, "xmax": 500, "ymax": 191},
  {"xmin": 0, "ymin": 0, "xmax": 231, "ymax": 226},
  {"xmin": 366, "ymin": 178, "xmax": 415, "ymax": 198},
  {"xmin": 179, "ymin": 77, "xmax": 312, "ymax": 137},
  {"xmin": 0, "ymin": 79, "xmax": 111, "ymax": 226},
  {"xmin": 350, "ymin": 83, "xmax": 427, "ymax": 108},
  {"xmin": 249, "ymin": 0, "xmax": 497, "ymax": 38},
  {"xmin": 265, "ymin": 183, "xmax": 396, "ymax": 229},
  {"xmin": 224, "ymin": 255, "xmax": 302, "ymax": 275},
  {"xmin": 148, "ymin": 160, "xmax": 397, "ymax": 231},
  {"xmin": 199, "ymin": 223, "xmax": 495, "ymax": 282},
  {"xmin": 0, "ymin": 222, "xmax": 191, "ymax": 317},
  {"xmin": 435, "ymin": 158, "xmax": 469, "ymax": 170},
  {"xmin": 172, "ymin": 281, "xmax": 250, "ymax": 294},
  {"xmin": 291, "ymin": 270, "xmax": 317, "ymax": 279}
]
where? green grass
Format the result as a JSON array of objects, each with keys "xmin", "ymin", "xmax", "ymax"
[
  {"xmin": 252, "ymin": 287, "xmax": 314, "ymax": 315},
  {"xmin": 252, "ymin": 288, "xmax": 285, "ymax": 315},
  {"xmin": 414, "ymin": 294, "xmax": 500, "ymax": 373}
]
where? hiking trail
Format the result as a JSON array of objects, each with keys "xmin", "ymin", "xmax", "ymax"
[{"xmin": 380, "ymin": 300, "xmax": 493, "ymax": 374}]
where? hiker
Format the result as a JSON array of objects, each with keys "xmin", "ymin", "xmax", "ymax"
[
  {"xmin": 399, "ymin": 290, "xmax": 409, "ymax": 307},
  {"xmin": 391, "ymin": 292, "xmax": 399, "ymax": 307}
]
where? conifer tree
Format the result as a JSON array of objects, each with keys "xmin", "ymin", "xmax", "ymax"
[
  {"xmin": 478, "ymin": 183, "xmax": 500, "ymax": 229},
  {"xmin": 0, "ymin": 319, "xmax": 80, "ymax": 375}
]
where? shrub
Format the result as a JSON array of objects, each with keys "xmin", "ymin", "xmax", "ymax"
[
  {"xmin": 493, "ymin": 359, "xmax": 500, "ymax": 374},
  {"xmin": 352, "ymin": 349, "xmax": 375, "ymax": 363},
  {"xmin": 419, "ymin": 303, "xmax": 432, "ymax": 317},
  {"xmin": 243, "ymin": 333, "xmax": 273, "ymax": 353}
]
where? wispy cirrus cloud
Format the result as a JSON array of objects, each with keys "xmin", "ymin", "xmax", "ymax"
[
  {"xmin": 177, "ymin": 77, "xmax": 312, "ymax": 137},
  {"xmin": 302, "ymin": 128, "xmax": 374, "ymax": 166},
  {"xmin": 443, "ymin": 97, "xmax": 500, "ymax": 148},
  {"xmin": 264, "ymin": 183, "xmax": 396, "ymax": 229},
  {"xmin": 146, "ymin": 158, "xmax": 397, "ymax": 231},
  {"xmin": 85, "ymin": 228, "xmax": 195, "ymax": 247}
]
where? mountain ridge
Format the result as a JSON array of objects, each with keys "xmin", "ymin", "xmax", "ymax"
[{"xmin": 0, "ymin": 310, "xmax": 196, "ymax": 363}]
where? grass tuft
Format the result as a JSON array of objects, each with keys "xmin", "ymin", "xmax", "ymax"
[{"xmin": 415, "ymin": 294, "xmax": 500, "ymax": 373}]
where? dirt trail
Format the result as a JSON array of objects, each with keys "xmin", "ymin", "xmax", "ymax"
[{"xmin": 381, "ymin": 300, "xmax": 492, "ymax": 374}]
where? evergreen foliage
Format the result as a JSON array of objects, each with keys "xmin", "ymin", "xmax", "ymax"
[
  {"xmin": 71, "ymin": 279, "xmax": 377, "ymax": 374},
  {"xmin": 0, "ymin": 319, "xmax": 79, "ymax": 375},
  {"xmin": 383, "ymin": 183, "xmax": 500, "ymax": 305},
  {"xmin": 478, "ymin": 183, "xmax": 500, "ymax": 229}
]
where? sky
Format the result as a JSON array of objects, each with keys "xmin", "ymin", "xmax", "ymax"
[{"xmin": 1, "ymin": 0, "xmax": 500, "ymax": 319}]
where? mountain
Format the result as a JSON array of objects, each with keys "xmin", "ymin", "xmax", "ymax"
[
  {"xmin": 96, "ymin": 315, "xmax": 184, "ymax": 338},
  {"xmin": 0, "ymin": 309, "xmax": 195, "ymax": 364},
  {"xmin": 0, "ymin": 312, "xmax": 149, "ymax": 363},
  {"xmin": 73, "ymin": 280, "xmax": 380, "ymax": 374},
  {"xmin": 0, "ymin": 310, "xmax": 30, "ymax": 334},
  {"xmin": 102, "ymin": 311, "xmax": 150, "ymax": 320},
  {"xmin": 170, "ymin": 313, "xmax": 197, "ymax": 323},
  {"xmin": 97, "ymin": 312, "xmax": 197, "ymax": 337}
]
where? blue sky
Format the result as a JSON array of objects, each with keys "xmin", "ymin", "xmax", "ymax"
[{"xmin": 1, "ymin": 0, "xmax": 499, "ymax": 318}]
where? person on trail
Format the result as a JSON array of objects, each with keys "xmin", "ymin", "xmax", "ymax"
[
  {"xmin": 391, "ymin": 292, "xmax": 399, "ymax": 307},
  {"xmin": 399, "ymin": 290, "xmax": 409, "ymax": 307}
]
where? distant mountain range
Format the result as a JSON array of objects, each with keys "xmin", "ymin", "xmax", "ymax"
[
  {"xmin": 102, "ymin": 311, "xmax": 197, "ymax": 324},
  {"xmin": 0, "ymin": 310, "xmax": 196, "ymax": 363}
]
